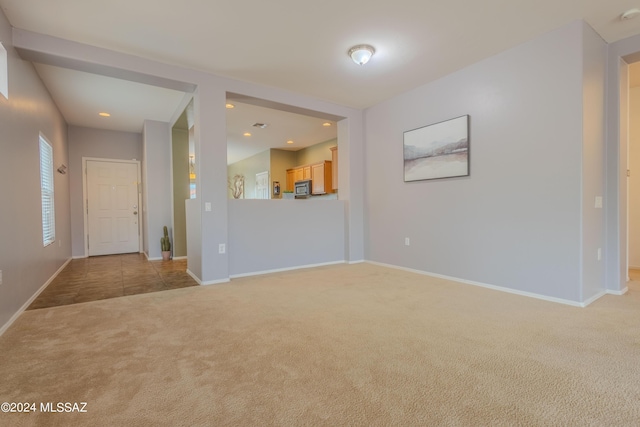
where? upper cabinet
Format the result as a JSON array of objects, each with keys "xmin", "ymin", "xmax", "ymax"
[{"xmin": 286, "ymin": 160, "xmax": 333, "ymax": 195}]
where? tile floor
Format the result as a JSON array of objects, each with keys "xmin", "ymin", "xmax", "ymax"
[{"xmin": 28, "ymin": 253, "xmax": 198, "ymax": 310}]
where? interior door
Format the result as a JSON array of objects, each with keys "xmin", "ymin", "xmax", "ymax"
[
  {"xmin": 87, "ymin": 160, "xmax": 140, "ymax": 256},
  {"xmin": 255, "ymin": 171, "xmax": 269, "ymax": 199}
]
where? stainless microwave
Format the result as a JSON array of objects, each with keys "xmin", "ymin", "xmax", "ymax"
[{"xmin": 294, "ymin": 180, "xmax": 312, "ymax": 198}]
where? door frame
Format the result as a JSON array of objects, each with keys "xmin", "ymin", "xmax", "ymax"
[{"xmin": 82, "ymin": 157, "xmax": 143, "ymax": 258}]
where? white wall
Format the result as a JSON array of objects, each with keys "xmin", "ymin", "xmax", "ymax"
[
  {"xmin": 228, "ymin": 200, "xmax": 345, "ymax": 276},
  {"xmin": 365, "ymin": 22, "xmax": 587, "ymax": 303},
  {"xmin": 629, "ymin": 87, "xmax": 640, "ymax": 268},
  {"xmin": 142, "ymin": 120, "xmax": 172, "ymax": 259},
  {"xmin": 0, "ymin": 8, "xmax": 70, "ymax": 332},
  {"xmin": 580, "ymin": 23, "xmax": 607, "ymax": 301},
  {"xmin": 68, "ymin": 126, "xmax": 142, "ymax": 257}
]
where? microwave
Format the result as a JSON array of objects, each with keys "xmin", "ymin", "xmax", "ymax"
[{"xmin": 294, "ymin": 180, "xmax": 312, "ymax": 198}]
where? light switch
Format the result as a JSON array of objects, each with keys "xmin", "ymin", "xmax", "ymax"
[
  {"xmin": 205, "ymin": 202, "xmax": 212, "ymax": 212},
  {"xmin": 595, "ymin": 196, "xmax": 602, "ymax": 209},
  {"xmin": 0, "ymin": 270, "xmax": 3, "ymax": 285}
]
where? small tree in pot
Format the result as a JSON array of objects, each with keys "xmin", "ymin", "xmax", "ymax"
[{"xmin": 161, "ymin": 226, "xmax": 171, "ymax": 261}]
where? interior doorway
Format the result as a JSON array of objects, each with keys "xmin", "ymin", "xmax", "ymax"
[{"xmin": 84, "ymin": 158, "xmax": 141, "ymax": 256}]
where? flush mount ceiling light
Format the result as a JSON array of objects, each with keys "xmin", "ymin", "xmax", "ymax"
[
  {"xmin": 243, "ymin": 132, "xmax": 251, "ymax": 137},
  {"xmin": 322, "ymin": 122, "xmax": 332, "ymax": 127},
  {"xmin": 287, "ymin": 140, "xmax": 294, "ymax": 144},
  {"xmin": 225, "ymin": 103, "xmax": 235, "ymax": 109},
  {"xmin": 348, "ymin": 44, "xmax": 375, "ymax": 65},
  {"xmin": 98, "ymin": 112, "xmax": 111, "ymax": 117},
  {"xmin": 621, "ymin": 8, "xmax": 640, "ymax": 20}
]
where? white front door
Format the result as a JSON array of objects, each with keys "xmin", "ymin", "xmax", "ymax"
[{"xmin": 87, "ymin": 160, "xmax": 140, "ymax": 256}]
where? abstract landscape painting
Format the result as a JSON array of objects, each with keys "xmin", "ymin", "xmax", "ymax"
[{"xmin": 403, "ymin": 115, "xmax": 469, "ymax": 182}]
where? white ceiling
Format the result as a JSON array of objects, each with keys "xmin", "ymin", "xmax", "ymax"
[
  {"xmin": 226, "ymin": 102, "xmax": 336, "ymax": 165},
  {"xmin": 4, "ymin": 0, "xmax": 640, "ymax": 155},
  {"xmin": 33, "ymin": 63, "xmax": 186, "ymax": 133}
]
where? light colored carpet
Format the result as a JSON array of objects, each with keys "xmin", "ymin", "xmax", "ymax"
[{"xmin": 0, "ymin": 263, "xmax": 639, "ymax": 426}]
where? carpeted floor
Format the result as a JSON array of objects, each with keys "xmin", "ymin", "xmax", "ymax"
[{"xmin": 0, "ymin": 263, "xmax": 638, "ymax": 426}]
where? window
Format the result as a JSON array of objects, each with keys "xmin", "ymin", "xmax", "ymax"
[
  {"xmin": 39, "ymin": 134, "xmax": 55, "ymax": 246},
  {"xmin": 0, "ymin": 42, "xmax": 7, "ymax": 99}
]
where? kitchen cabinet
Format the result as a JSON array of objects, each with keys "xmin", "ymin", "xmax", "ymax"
[
  {"xmin": 286, "ymin": 169, "xmax": 295, "ymax": 192},
  {"xmin": 311, "ymin": 161, "xmax": 332, "ymax": 194},
  {"xmin": 285, "ymin": 160, "xmax": 333, "ymax": 195}
]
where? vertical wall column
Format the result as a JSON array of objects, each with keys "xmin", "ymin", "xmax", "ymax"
[
  {"xmin": 192, "ymin": 84, "xmax": 229, "ymax": 283},
  {"xmin": 142, "ymin": 120, "xmax": 172, "ymax": 259},
  {"xmin": 338, "ymin": 114, "xmax": 365, "ymax": 262}
]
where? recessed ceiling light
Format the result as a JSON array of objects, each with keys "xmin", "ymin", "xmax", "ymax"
[
  {"xmin": 98, "ymin": 112, "xmax": 111, "ymax": 117},
  {"xmin": 621, "ymin": 8, "xmax": 640, "ymax": 20},
  {"xmin": 252, "ymin": 123, "xmax": 268, "ymax": 129},
  {"xmin": 287, "ymin": 140, "xmax": 294, "ymax": 144},
  {"xmin": 243, "ymin": 132, "xmax": 251, "ymax": 137},
  {"xmin": 322, "ymin": 122, "xmax": 332, "ymax": 127},
  {"xmin": 226, "ymin": 103, "xmax": 235, "ymax": 109}
]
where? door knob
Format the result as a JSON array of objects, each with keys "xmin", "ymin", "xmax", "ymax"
[{"xmin": 133, "ymin": 211, "xmax": 138, "ymax": 215}]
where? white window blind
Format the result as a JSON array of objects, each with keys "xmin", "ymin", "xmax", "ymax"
[{"xmin": 39, "ymin": 135, "xmax": 55, "ymax": 247}]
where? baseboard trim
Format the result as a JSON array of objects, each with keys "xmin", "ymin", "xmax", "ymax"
[
  {"xmin": 366, "ymin": 260, "xmax": 588, "ymax": 307},
  {"xmin": 348, "ymin": 259, "xmax": 365, "ymax": 265},
  {"xmin": 72, "ymin": 255, "xmax": 87, "ymax": 259},
  {"xmin": 229, "ymin": 260, "xmax": 346, "ymax": 279},
  {"xmin": 0, "ymin": 257, "xmax": 72, "ymax": 337},
  {"xmin": 607, "ymin": 287, "xmax": 628, "ymax": 296},
  {"xmin": 201, "ymin": 278, "xmax": 231, "ymax": 286},
  {"xmin": 172, "ymin": 256, "xmax": 187, "ymax": 260},
  {"xmin": 186, "ymin": 269, "xmax": 201, "ymax": 285}
]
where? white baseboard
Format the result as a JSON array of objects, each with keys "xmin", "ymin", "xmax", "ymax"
[
  {"xmin": 186, "ymin": 269, "xmax": 201, "ymax": 285},
  {"xmin": 365, "ymin": 260, "xmax": 591, "ymax": 308},
  {"xmin": 72, "ymin": 255, "xmax": 87, "ymax": 259},
  {"xmin": 0, "ymin": 257, "xmax": 72, "ymax": 337},
  {"xmin": 172, "ymin": 256, "xmax": 187, "ymax": 260},
  {"xmin": 229, "ymin": 260, "xmax": 346, "ymax": 279},
  {"xmin": 348, "ymin": 259, "xmax": 365, "ymax": 265},
  {"xmin": 201, "ymin": 278, "xmax": 231, "ymax": 286},
  {"xmin": 607, "ymin": 287, "xmax": 628, "ymax": 296}
]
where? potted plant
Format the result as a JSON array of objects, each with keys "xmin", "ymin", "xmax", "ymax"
[
  {"xmin": 282, "ymin": 190, "xmax": 294, "ymax": 200},
  {"xmin": 161, "ymin": 226, "xmax": 171, "ymax": 261}
]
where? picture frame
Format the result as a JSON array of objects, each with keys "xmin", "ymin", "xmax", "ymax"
[
  {"xmin": 403, "ymin": 115, "xmax": 469, "ymax": 182},
  {"xmin": 273, "ymin": 181, "xmax": 280, "ymax": 196}
]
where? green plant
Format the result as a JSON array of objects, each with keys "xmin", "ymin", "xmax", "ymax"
[{"xmin": 161, "ymin": 226, "xmax": 171, "ymax": 252}]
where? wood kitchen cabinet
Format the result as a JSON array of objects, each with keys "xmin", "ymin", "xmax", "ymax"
[
  {"xmin": 286, "ymin": 169, "xmax": 295, "ymax": 192},
  {"xmin": 311, "ymin": 161, "xmax": 332, "ymax": 194},
  {"xmin": 285, "ymin": 160, "xmax": 333, "ymax": 195}
]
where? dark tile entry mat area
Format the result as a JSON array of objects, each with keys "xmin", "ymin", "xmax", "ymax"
[{"xmin": 28, "ymin": 254, "xmax": 198, "ymax": 310}]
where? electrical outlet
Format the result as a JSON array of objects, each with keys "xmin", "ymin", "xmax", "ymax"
[
  {"xmin": 595, "ymin": 196, "xmax": 603, "ymax": 209},
  {"xmin": 597, "ymin": 248, "xmax": 602, "ymax": 261},
  {"xmin": 405, "ymin": 237, "xmax": 410, "ymax": 246},
  {"xmin": 219, "ymin": 244, "xmax": 226, "ymax": 254},
  {"xmin": 205, "ymin": 202, "xmax": 212, "ymax": 212}
]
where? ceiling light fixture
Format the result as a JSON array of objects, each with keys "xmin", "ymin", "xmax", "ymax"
[
  {"xmin": 322, "ymin": 122, "xmax": 332, "ymax": 127},
  {"xmin": 621, "ymin": 8, "xmax": 640, "ymax": 20},
  {"xmin": 243, "ymin": 132, "xmax": 251, "ymax": 137},
  {"xmin": 98, "ymin": 112, "xmax": 111, "ymax": 117},
  {"xmin": 287, "ymin": 140, "xmax": 294, "ymax": 144},
  {"xmin": 252, "ymin": 123, "xmax": 268, "ymax": 129},
  {"xmin": 226, "ymin": 103, "xmax": 235, "ymax": 109},
  {"xmin": 348, "ymin": 44, "xmax": 375, "ymax": 65}
]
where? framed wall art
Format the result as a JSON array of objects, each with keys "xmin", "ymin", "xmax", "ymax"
[{"xmin": 403, "ymin": 115, "xmax": 469, "ymax": 182}]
